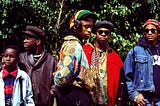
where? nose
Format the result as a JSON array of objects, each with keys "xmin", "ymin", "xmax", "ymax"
[
  {"xmin": 148, "ymin": 30, "xmax": 152, "ymax": 34},
  {"xmin": 87, "ymin": 27, "xmax": 92, "ymax": 33},
  {"xmin": 101, "ymin": 32, "xmax": 106, "ymax": 36},
  {"xmin": 6, "ymin": 56, "xmax": 10, "ymax": 61},
  {"xmin": 23, "ymin": 39, "xmax": 27, "ymax": 43},
  {"xmin": 100, "ymin": 32, "xmax": 107, "ymax": 37}
]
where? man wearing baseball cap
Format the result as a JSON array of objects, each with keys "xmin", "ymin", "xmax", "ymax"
[
  {"xmin": 83, "ymin": 20, "xmax": 127, "ymax": 106},
  {"xmin": 19, "ymin": 25, "xmax": 57, "ymax": 106},
  {"xmin": 53, "ymin": 10, "xmax": 97, "ymax": 106},
  {"xmin": 124, "ymin": 19, "xmax": 160, "ymax": 106}
]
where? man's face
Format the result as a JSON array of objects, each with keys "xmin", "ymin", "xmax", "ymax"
[
  {"xmin": 3, "ymin": 48, "xmax": 18, "ymax": 68},
  {"xmin": 23, "ymin": 35, "xmax": 38, "ymax": 51},
  {"xmin": 96, "ymin": 28, "xmax": 111, "ymax": 44},
  {"xmin": 78, "ymin": 18, "xmax": 94, "ymax": 39},
  {"xmin": 144, "ymin": 24, "xmax": 159, "ymax": 44}
]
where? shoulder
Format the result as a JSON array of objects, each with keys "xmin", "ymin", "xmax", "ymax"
[
  {"xmin": 133, "ymin": 45, "xmax": 144, "ymax": 50},
  {"xmin": 83, "ymin": 43, "xmax": 94, "ymax": 48},
  {"xmin": 109, "ymin": 50, "xmax": 121, "ymax": 58},
  {"xmin": 108, "ymin": 50, "xmax": 123, "ymax": 64},
  {"xmin": 128, "ymin": 46, "xmax": 145, "ymax": 55},
  {"xmin": 18, "ymin": 68, "xmax": 30, "ymax": 80},
  {"xmin": 20, "ymin": 52, "xmax": 28, "ymax": 55},
  {"xmin": 19, "ymin": 52, "xmax": 28, "ymax": 58},
  {"xmin": 44, "ymin": 51, "xmax": 55, "ymax": 58},
  {"xmin": 61, "ymin": 41, "xmax": 83, "ymax": 55},
  {"xmin": 83, "ymin": 43, "xmax": 94, "ymax": 52},
  {"xmin": 44, "ymin": 51, "xmax": 58, "ymax": 63}
]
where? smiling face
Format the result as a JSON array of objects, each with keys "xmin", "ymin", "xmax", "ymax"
[
  {"xmin": 3, "ymin": 48, "xmax": 18, "ymax": 70},
  {"xmin": 144, "ymin": 24, "xmax": 159, "ymax": 46}
]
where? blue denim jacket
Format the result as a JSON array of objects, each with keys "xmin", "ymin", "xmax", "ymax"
[{"xmin": 124, "ymin": 46, "xmax": 155, "ymax": 100}]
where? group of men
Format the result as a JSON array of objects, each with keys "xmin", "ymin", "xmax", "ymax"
[{"xmin": 0, "ymin": 9, "xmax": 160, "ymax": 106}]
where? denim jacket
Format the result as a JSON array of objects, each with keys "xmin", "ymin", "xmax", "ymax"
[{"xmin": 124, "ymin": 45, "xmax": 155, "ymax": 100}]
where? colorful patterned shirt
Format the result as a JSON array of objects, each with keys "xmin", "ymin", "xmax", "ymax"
[{"xmin": 54, "ymin": 35, "xmax": 90, "ymax": 88}]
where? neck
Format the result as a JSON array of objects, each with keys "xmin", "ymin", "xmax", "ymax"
[
  {"xmin": 77, "ymin": 33, "xmax": 83, "ymax": 42},
  {"xmin": 35, "ymin": 48, "xmax": 43, "ymax": 55},
  {"xmin": 30, "ymin": 46, "xmax": 43, "ymax": 55},
  {"xmin": 95, "ymin": 41, "xmax": 107, "ymax": 51},
  {"xmin": 6, "ymin": 66, "xmax": 16, "ymax": 72},
  {"xmin": 149, "ymin": 39, "xmax": 158, "ymax": 47}
]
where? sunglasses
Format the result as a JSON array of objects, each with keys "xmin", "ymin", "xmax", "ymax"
[
  {"xmin": 144, "ymin": 28, "xmax": 156, "ymax": 34},
  {"xmin": 97, "ymin": 30, "xmax": 110, "ymax": 35}
]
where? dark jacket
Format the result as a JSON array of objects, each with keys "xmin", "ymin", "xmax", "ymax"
[{"xmin": 19, "ymin": 50, "xmax": 57, "ymax": 106}]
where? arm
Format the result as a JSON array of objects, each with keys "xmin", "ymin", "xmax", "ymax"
[
  {"xmin": 54, "ymin": 43, "xmax": 84, "ymax": 87},
  {"xmin": 123, "ymin": 48, "xmax": 139, "ymax": 101},
  {"xmin": 25, "ymin": 75, "xmax": 35, "ymax": 106}
]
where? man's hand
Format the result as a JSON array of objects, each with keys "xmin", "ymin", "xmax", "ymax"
[
  {"xmin": 50, "ymin": 85, "xmax": 59, "ymax": 96},
  {"xmin": 136, "ymin": 93, "xmax": 146, "ymax": 106}
]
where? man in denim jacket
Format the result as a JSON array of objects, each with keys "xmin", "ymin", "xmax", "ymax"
[{"xmin": 124, "ymin": 19, "xmax": 160, "ymax": 106}]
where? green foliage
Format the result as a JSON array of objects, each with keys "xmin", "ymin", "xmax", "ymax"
[
  {"xmin": 0, "ymin": 1, "xmax": 159, "ymax": 105},
  {"xmin": 0, "ymin": 0, "xmax": 160, "ymax": 61}
]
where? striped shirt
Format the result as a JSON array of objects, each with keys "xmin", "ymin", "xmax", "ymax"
[{"xmin": 2, "ymin": 66, "xmax": 18, "ymax": 102}]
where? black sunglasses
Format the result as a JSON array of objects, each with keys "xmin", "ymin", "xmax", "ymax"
[
  {"xmin": 144, "ymin": 28, "xmax": 156, "ymax": 34},
  {"xmin": 97, "ymin": 30, "xmax": 110, "ymax": 35}
]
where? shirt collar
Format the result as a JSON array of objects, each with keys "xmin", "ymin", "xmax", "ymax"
[{"xmin": 2, "ymin": 65, "xmax": 18, "ymax": 79}]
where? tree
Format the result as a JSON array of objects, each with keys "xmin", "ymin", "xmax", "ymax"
[{"xmin": 0, "ymin": 0, "xmax": 159, "ymax": 61}]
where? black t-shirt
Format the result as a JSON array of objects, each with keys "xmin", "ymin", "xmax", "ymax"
[{"xmin": 150, "ymin": 46, "xmax": 160, "ymax": 96}]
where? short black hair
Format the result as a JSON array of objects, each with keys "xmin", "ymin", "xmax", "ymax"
[{"xmin": 3, "ymin": 45, "xmax": 20, "ymax": 56}]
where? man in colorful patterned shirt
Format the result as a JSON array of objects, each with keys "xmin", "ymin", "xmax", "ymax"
[
  {"xmin": 53, "ymin": 10, "xmax": 97, "ymax": 106},
  {"xmin": 83, "ymin": 20, "xmax": 127, "ymax": 106}
]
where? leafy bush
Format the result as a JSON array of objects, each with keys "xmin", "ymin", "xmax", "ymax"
[{"xmin": 0, "ymin": 0, "xmax": 159, "ymax": 60}]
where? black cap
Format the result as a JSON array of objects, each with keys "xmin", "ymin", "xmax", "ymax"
[{"xmin": 94, "ymin": 20, "xmax": 114, "ymax": 33}]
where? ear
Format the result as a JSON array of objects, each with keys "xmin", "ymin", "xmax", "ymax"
[{"xmin": 36, "ymin": 39, "xmax": 41, "ymax": 45}]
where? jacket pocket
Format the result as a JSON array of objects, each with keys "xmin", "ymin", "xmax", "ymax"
[
  {"xmin": 135, "ymin": 56, "xmax": 148, "ymax": 63},
  {"xmin": 134, "ymin": 56, "xmax": 149, "ymax": 88}
]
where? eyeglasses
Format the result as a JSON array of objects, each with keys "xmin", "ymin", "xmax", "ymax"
[
  {"xmin": 97, "ymin": 30, "xmax": 110, "ymax": 35},
  {"xmin": 144, "ymin": 28, "xmax": 157, "ymax": 34}
]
